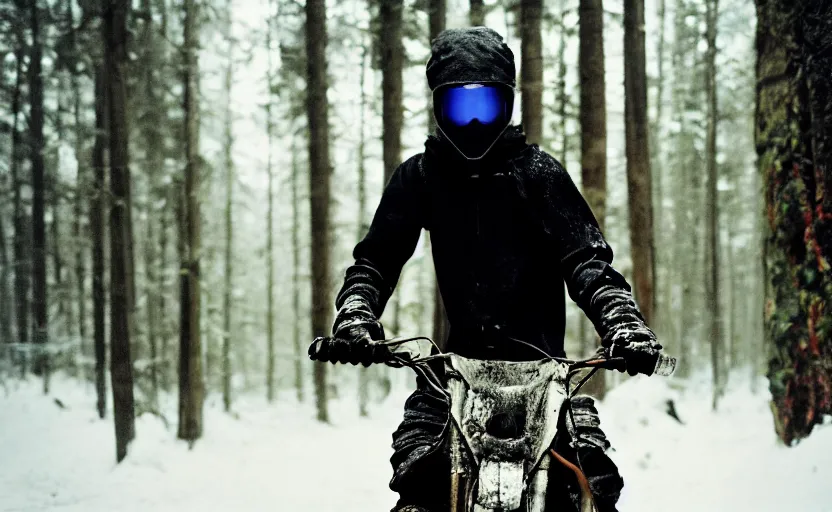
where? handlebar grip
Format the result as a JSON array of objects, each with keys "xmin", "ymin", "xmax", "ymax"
[{"xmin": 653, "ymin": 353, "xmax": 677, "ymax": 376}]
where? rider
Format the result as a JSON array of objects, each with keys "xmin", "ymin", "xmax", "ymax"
[{"xmin": 309, "ymin": 27, "xmax": 664, "ymax": 512}]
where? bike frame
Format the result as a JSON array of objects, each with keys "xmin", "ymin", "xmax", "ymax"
[{"xmin": 376, "ymin": 337, "xmax": 658, "ymax": 512}]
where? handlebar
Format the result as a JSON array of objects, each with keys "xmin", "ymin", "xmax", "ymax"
[{"xmin": 310, "ymin": 336, "xmax": 676, "ymax": 377}]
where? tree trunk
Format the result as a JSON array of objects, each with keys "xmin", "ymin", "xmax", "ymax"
[
  {"xmin": 305, "ymin": 0, "xmax": 331, "ymax": 423},
  {"xmin": 623, "ymin": 0, "xmax": 656, "ymax": 325},
  {"xmin": 11, "ymin": 48, "xmax": 29, "ymax": 364},
  {"xmin": 103, "ymin": 0, "xmax": 136, "ymax": 461},
  {"xmin": 704, "ymin": 0, "xmax": 721, "ymax": 410},
  {"xmin": 265, "ymin": 1, "xmax": 276, "ymax": 403},
  {"xmin": 520, "ymin": 0, "xmax": 543, "ymax": 146},
  {"xmin": 428, "ymin": 0, "xmax": 450, "ymax": 352},
  {"xmin": 381, "ymin": 0, "xmax": 404, "ymax": 186},
  {"xmin": 756, "ymin": 0, "xmax": 832, "ymax": 445},
  {"xmin": 71, "ymin": 27, "xmax": 88, "ymax": 373},
  {"xmin": 222, "ymin": 0, "xmax": 235, "ymax": 413},
  {"xmin": 291, "ymin": 133, "xmax": 304, "ymax": 403},
  {"xmin": 357, "ymin": 40, "xmax": 370, "ymax": 418},
  {"xmin": 140, "ymin": 0, "xmax": 161, "ymax": 404},
  {"xmin": 29, "ymin": 0, "xmax": 49, "ymax": 390},
  {"xmin": 91, "ymin": 66, "xmax": 107, "ymax": 419},
  {"xmin": 0, "ymin": 214, "xmax": 10, "ymax": 348},
  {"xmin": 178, "ymin": 0, "xmax": 204, "ymax": 442},
  {"xmin": 469, "ymin": 0, "xmax": 485, "ymax": 26},
  {"xmin": 6, "ymin": 49, "xmax": 24, "ymax": 352},
  {"xmin": 578, "ymin": 0, "xmax": 608, "ymax": 399}
]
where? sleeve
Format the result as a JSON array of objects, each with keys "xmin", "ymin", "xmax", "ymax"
[
  {"xmin": 334, "ymin": 154, "xmax": 426, "ymax": 317},
  {"xmin": 537, "ymin": 157, "xmax": 633, "ymax": 318}
]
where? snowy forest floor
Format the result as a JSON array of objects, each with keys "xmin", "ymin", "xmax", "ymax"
[{"xmin": 2, "ymin": 370, "xmax": 831, "ymax": 512}]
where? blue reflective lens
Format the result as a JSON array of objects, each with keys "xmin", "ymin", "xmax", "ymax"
[{"xmin": 441, "ymin": 84, "xmax": 505, "ymax": 126}]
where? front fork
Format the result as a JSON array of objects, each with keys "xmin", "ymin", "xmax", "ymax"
[
  {"xmin": 449, "ymin": 421, "xmax": 471, "ymax": 512},
  {"xmin": 449, "ymin": 420, "xmax": 551, "ymax": 512}
]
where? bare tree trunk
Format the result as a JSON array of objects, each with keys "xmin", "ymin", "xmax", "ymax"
[
  {"xmin": 0, "ymin": 215, "xmax": 10, "ymax": 347},
  {"xmin": 520, "ymin": 0, "xmax": 543, "ymax": 146},
  {"xmin": 428, "ymin": 0, "xmax": 449, "ymax": 351},
  {"xmin": 178, "ymin": 0, "xmax": 204, "ymax": 442},
  {"xmin": 291, "ymin": 133, "xmax": 304, "ymax": 403},
  {"xmin": 469, "ymin": 0, "xmax": 485, "ymax": 26},
  {"xmin": 103, "ymin": 0, "xmax": 136, "ymax": 461},
  {"xmin": 222, "ymin": 0, "xmax": 235, "ymax": 413},
  {"xmin": 380, "ymin": 0, "xmax": 405, "ymax": 355},
  {"xmin": 757, "ymin": 0, "xmax": 832, "ymax": 445},
  {"xmin": 11, "ymin": 48, "xmax": 29, "ymax": 364},
  {"xmin": 623, "ymin": 0, "xmax": 656, "ymax": 325},
  {"xmin": 91, "ymin": 66, "xmax": 107, "ymax": 419},
  {"xmin": 357, "ymin": 40, "xmax": 370, "ymax": 418},
  {"xmin": 306, "ymin": 0, "xmax": 331, "ymax": 423},
  {"xmin": 5, "ymin": 49, "xmax": 25, "ymax": 351},
  {"xmin": 265, "ymin": 0, "xmax": 276, "ymax": 403},
  {"xmin": 71, "ymin": 37, "xmax": 88, "ymax": 375},
  {"xmin": 652, "ymin": 0, "xmax": 668, "ymax": 337},
  {"xmin": 29, "ymin": 0, "xmax": 49, "ymax": 390},
  {"xmin": 578, "ymin": 0, "xmax": 608, "ymax": 399},
  {"xmin": 139, "ymin": 0, "xmax": 161, "ymax": 404},
  {"xmin": 381, "ymin": 0, "xmax": 404, "ymax": 187},
  {"xmin": 704, "ymin": 0, "xmax": 721, "ymax": 410}
]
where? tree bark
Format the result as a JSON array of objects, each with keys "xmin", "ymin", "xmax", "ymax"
[
  {"xmin": 381, "ymin": 0, "xmax": 404, "ymax": 186},
  {"xmin": 358, "ymin": 40, "xmax": 370, "ymax": 418},
  {"xmin": 578, "ymin": 0, "xmax": 608, "ymax": 399},
  {"xmin": 291, "ymin": 132, "xmax": 304, "ymax": 404},
  {"xmin": 265, "ymin": 0, "xmax": 276, "ymax": 403},
  {"xmin": 520, "ymin": 0, "xmax": 543, "ymax": 146},
  {"xmin": 29, "ymin": 0, "xmax": 49, "ymax": 389},
  {"xmin": 6, "ymin": 48, "xmax": 25, "ymax": 352},
  {"xmin": 704, "ymin": 0, "xmax": 721, "ymax": 410},
  {"xmin": 11, "ymin": 47, "xmax": 29, "ymax": 364},
  {"xmin": 623, "ymin": 0, "xmax": 656, "ymax": 325},
  {"xmin": 0, "ymin": 212, "xmax": 10, "ymax": 348},
  {"xmin": 139, "ymin": 0, "xmax": 162, "ymax": 404},
  {"xmin": 70, "ymin": 0, "xmax": 88, "ymax": 371},
  {"xmin": 91, "ymin": 65, "xmax": 107, "ymax": 419},
  {"xmin": 306, "ymin": 0, "xmax": 331, "ymax": 423},
  {"xmin": 103, "ymin": 0, "xmax": 136, "ymax": 461},
  {"xmin": 469, "ymin": 0, "xmax": 485, "ymax": 26},
  {"xmin": 428, "ymin": 0, "xmax": 450, "ymax": 351},
  {"xmin": 222, "ymin": 0, "xmax": 235, "ymax": 413},
  {"xmin": 178, "ymin": 0, "xmax": 204, "ymax": 442},
  {"xmin": 756, "ymin": 0, "xmax": 832, "ymax": 445}
]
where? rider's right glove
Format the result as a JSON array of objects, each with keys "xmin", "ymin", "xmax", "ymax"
[
  {"xmin": 589, "ymin": 285, "xmax": 663, "ymax": 376},
  {"xmin": 308, "ymin": 294, "xmax": 388, "ymax": 366}
]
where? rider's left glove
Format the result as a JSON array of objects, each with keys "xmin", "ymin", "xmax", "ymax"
[
  {"xmin": 590, "ymin": 286, "xmax": 663, "ymax": 376},
  {"xmin": 308, "ymin": 295, "xmax": 388, "ymax": 366}
]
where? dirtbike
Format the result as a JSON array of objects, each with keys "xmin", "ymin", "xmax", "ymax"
[{"xmin": 309, "ymin": 336, "xmax": 676, "ymax": 512}]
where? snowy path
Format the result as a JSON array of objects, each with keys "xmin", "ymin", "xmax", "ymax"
[{"xmin": 2, "ymin": 373, "xmax": 831, "ymax": 512}]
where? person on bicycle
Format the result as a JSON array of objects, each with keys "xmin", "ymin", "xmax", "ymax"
[{"xmin": 309, "ymin": 27, "xmax": 664, "ymax": 512}]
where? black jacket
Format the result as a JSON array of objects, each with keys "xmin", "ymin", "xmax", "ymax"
[{"xmin": 335, "ymin": 127, "xmax": 632, "ymax": 360}]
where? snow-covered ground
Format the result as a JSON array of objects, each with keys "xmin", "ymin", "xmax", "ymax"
[{"xmin": 2, "ymin": 371, "xmax": 831, "ymax": 512}]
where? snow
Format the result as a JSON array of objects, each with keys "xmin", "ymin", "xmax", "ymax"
[{"xmin": 2, "ymin": 371, "xmax": 831, "ymax": 512}]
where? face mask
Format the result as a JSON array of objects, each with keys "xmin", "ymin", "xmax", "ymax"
[{"xmin": 433, "ymin": 83, "xmax": 514, "ymax": 160}]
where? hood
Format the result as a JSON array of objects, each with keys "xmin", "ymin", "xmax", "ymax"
[{"xmin": 426, "ymin": 27, "xmax": 516, "ymax": 91}]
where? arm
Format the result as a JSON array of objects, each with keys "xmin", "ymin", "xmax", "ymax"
[
  {"xmin": 539, "ymin": 157, "xmax": 661, "ymax": 374},
  {"xmin": 311, "ymin": 155, "xmax": 426, "ymax": 365},
  {"xmin": 335, "ymin": 154, "xmax": 426, "ymax": 316}
]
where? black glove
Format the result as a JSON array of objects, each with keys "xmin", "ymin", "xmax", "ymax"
[
  {"xmin": 308, "ymin": 295, "xmax": 388, "ymax": 366},
  {"xmin": 589, "ymin": 286, "xmax": 663, "ymax": 376}
]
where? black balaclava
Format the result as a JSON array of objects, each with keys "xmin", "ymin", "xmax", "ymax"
[{"xmin": 427, "ymin": 28, "xmax": 517, "ymax": 161}]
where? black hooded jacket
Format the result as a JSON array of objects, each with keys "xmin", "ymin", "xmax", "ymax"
[
  {"xmin": 335, "ymin": 127, "xmax": 631, "ymax": 360},
  {"xmin": 335, "ymin": 27, "xmax": 632, "ymax": 360}
]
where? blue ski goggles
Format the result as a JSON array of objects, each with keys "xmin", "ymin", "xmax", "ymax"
[{"xmin": 433, "ymin": 83, "xmax": 514, "ymax": 160}]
